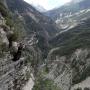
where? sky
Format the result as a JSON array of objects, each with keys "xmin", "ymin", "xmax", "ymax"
[{"xmin": 24, "ymin": 0, "xmax": 72, "ymax": 10}]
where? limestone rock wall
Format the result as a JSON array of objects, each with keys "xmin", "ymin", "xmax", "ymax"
[{"xmin": 46, "ymin": 48, "xmax": 90, "ymax": 90}]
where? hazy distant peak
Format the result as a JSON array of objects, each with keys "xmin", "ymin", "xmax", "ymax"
[
  {"xmin": 34, "ymin": 5, "xmax": 47, "ymax": 12},
  {"xmin": 71, "ymin": 0, "xmax": 84, "ymax": 3}
]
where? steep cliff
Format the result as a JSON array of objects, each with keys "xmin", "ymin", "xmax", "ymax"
[
  {"xmin": 0, "ymin": 0, "xmax": 59, "ymax": 90},
  {"xmin": 0, "ymin": 1, "xmax": 42, "ymax": 90}
]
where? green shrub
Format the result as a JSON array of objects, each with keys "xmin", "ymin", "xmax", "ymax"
[
  {"xmin": 0, "ymin": 43, "xmax": 8, "ymax": 57},
  {"xmin": 75, "ymin": 87, "xmax": 82, "ymax": 90},
  {"xmin": 8, "ymin": 33, "xmax": 18, "ymax": 42},
  {"xmin": 33, "ymin": 78, "xmax": 60, "ymax": 90},
  {"xmin": 0, "ymin": 2, "xmax": 8, "ymax": 17},
  {"xmin": 5, "ymin": 17, "xmax": 14, "ymax": 28}
]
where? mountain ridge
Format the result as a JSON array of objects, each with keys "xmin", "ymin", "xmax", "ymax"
[{"xmin": 6, "ymin": 0, "xmax": 59, "ymax": 37}]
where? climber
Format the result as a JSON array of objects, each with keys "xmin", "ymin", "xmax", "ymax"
[{"xmin": 12, "ymin": 43, "xmax": 24, "ymax": 61}]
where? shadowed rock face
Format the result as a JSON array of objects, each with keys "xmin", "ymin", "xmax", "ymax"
[
  {"xmin": 6, "ymin": 0, "xmax": 59, "ymax": 59},
  {"xmin": 6, "ymin": 0, "xmax": 58, "ymax": 38},
  {"xmin": 0, "ymin": 0, "xmax": 7, "ymax": 7}
]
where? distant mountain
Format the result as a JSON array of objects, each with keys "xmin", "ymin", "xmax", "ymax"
[
  {"xmin": 44, "ymin": 0, "xmax": 90, "ymax": 30},
  {"xmin": 45, "ymin": 0, "xmax": 90, "ymax": 18},
  {"xmin": 71, "ymin": 0, "xmax": 84, "ymax": 3},
  {"xmin": 34, "ymin": 5, "xmax": 47, "ymax": 12}
]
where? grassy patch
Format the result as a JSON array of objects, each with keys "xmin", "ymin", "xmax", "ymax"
[{"xmin": 33, "ymin": 78, "xmax": 60, "ymax": 90}]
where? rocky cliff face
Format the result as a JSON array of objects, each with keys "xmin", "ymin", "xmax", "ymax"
[
  {"xmin": 0, "ymin": 14, "xmax": 42, "ymax": 90},
  {"xmin": 43, "ymin": 18, "xmax": 90, "ymax": 90},
  {"xmin": 46, "ymin": 48, "xmax": 90, "ymax": 90},
  {"xmin": 0, "ymin": 1, "xmax": 42, "ymax": 90}
]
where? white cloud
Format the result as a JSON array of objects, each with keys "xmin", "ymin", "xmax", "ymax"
[
  {"xmin": 24, "ymin": 0, "xmax": 49, "ymax": 9},
  {"xmin": 24, "ymin": 0, "xmax": 72, "ymax": 10}
]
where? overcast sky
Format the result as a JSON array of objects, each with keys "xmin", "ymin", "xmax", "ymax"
[{"xmin": 24, "ymin": 0, "xmax": 72, "ymax": 10}]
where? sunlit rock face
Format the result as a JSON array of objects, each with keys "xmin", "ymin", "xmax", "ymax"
[
  {"xmin": 23, "ymin": 73, "xmax": 34, "ymax": 90},
  {"xmin": 0, "ymin": 27, "xmax": 9, "ymax": 46},
  {"xmin": 46, "ymin": 48, "xmax": 90, "ymax": 90}
]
